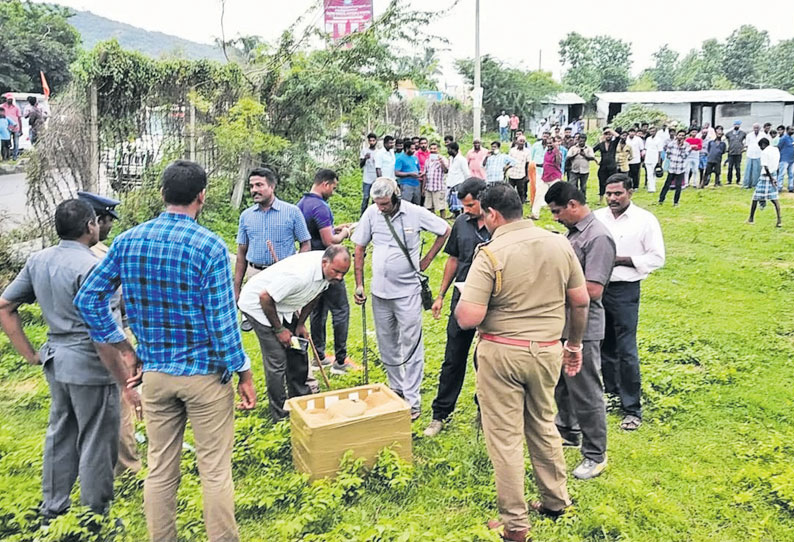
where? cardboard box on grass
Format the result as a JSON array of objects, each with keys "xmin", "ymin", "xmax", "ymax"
[{"xmin": 286, "ymin": 383, "xmax": 412, "ymax": 481}]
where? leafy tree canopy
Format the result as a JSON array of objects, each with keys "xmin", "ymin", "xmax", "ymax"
[
  {"xmin": 642, "ymin": 26, "xmax": 792, "ymax": 92},
  {"xmin": 0, "ymin": 0, "xmax": 81, "ymax": 95},
  {"xmin": 558, "ymin": 32, "xmax": 633, "ymax": 102},
  {"xmin": 455, "ymin": 55, "xmax": 560, "ymax": 125}
]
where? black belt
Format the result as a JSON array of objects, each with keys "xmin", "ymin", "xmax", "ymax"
[{"xmin": 248, "ymin": 262, "xmax": 269, "ymax": 270}]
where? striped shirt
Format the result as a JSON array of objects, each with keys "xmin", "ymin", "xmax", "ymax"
[
  {"xmin": 424, "ymin": 154, "xmax": 446, "ymax": 192},
  {"xmin": 74, "ymin": 212, "xmax": 250, "ymax": 377},
  {"xmin": 237, "ymin": 198, "xmax": 311, "ymax": 266}
]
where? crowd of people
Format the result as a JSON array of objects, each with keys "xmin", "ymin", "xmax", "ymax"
[
  {"xmin": 3, "ymin": 106, "xmax": 790, "ymax": 540},
  {"xmin": 0, "ymin": 93, "xmax": 47, "ymax": 160}
]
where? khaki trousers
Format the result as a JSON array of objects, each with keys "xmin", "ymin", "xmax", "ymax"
[
  {"xmin": 115, "ymin": 395, "xmax": 142, "ymax": 476},
  {"xmin": 116, "ymin": 327, "xmax": 141, "ymax": 477},
  {"xmin": 476, "ymin": 340, "xmax": 571, "ymax": 532},
  {"xmin": 142, "ymin": 372, "xmax": 238, "ymax": 542}
]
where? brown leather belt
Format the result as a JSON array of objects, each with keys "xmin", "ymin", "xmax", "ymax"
[{"xmin": 480, "ymin": 333, "xmax": 559, "ymax": 348}]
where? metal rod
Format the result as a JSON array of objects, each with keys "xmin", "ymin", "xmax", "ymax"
[{"xmin": 307, "ymin": 335, "xmax": 332, "ymax": 390}]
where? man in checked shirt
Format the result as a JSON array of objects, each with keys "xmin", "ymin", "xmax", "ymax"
[
  {"xmin": 75, "ymin": 160, "xmax": 256, "ymax": 542},
  {"xmin": 423, "ymin": 141, "xmax": 449, "ymax": 218}
]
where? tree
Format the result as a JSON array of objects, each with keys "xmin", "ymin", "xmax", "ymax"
[
  {"xmin": 0, "ymin": 1, "xmax": 81, "ymax": 95},
  {"xmin": 455, "ymin": 56, "xmax": 560, "ymax": 126},
  {"xmin": 559, "ymin": 32, "xmax": 632, "ymax": 102},
  {"xmin": 629, "ymin": 72, "xmax": 657, "ymax": 91},
  {"xmin": 649, "ymin": 45, "xmax": 679, "ymax": 91},
  {"xmin": 762, "ymin": 39, "xmax": 794, "ymax": 92},
  {"xmin": 611, "ymin": 104, "xmax": 672, "ymax": 130},
  {"xmin": 722, "ymin": 25, "xmax": 769, "ymax": 87}
]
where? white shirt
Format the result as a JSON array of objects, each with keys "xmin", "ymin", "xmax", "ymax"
[
  {"xmin": 360, "ymin": 145, "xmax": 378, "ymax": 183},
  {"xmin": 761, "ymin": 145, "xmax": 780, "ymax": 178},
  {"xmin": 446, "ymin": 153, "xmax": 470, "ymax": 188},
  {"xmin": 497, "ymin": 114, "xmax": 510, "ymax": 128},
  {"xmin": 375, "ymin": 148, "xmax": 395, "ymax": 180},
  {"xmin": 594, "ymin": 203, "xmax": 665, "ymax": 283},
  {"xmin": 627, "ymin": 135, "xmax": 645, "ymax": 165},
  {"xmin": 746, "ymin": 131, "xmax": 770, "ymax": 159},
  {"xmin": 238, "ymin": 251, "xmax": 329, "ymax": 326},
  {"xmin": 644, "ymin": 133, "xmax": 665, "ymax": 163}
]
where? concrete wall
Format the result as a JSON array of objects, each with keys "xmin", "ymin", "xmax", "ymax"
[
  {"xmin": 714, "ymin": 102, "xmax": 791, "ymax": 129},
  {"xmin": 599, "ymin": 100, "xmax": 794, "ymax": 128},
  {"xmin": 596, "ymin": 100, "xmax": 690, "ymax": 125}
]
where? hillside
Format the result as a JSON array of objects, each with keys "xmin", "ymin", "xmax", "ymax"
[{"xmin": 68, "ymin": 10, "xmax": 226, "ymax": 62}]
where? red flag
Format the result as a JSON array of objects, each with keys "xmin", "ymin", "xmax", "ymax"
[{"xmin": 40, "ymin": 71, "xmax": 50, "ymax": 98}]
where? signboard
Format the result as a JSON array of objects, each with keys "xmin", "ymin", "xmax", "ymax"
[{"xmin": 324, "ymin": 0, "xmax": 374, "ymax": 41}]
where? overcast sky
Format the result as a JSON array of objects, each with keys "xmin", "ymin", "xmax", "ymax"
[{"xmin": 36, "ymin": 0, "xmax": 793, "ymax": 88}]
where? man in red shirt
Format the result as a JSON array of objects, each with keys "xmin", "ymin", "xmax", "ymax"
[
  {"xmin": 0, "ymin": 94, "xmax": 22, "ymax": 160},
  {"xmin": 466, "ymin": 139, "xmax": 488, "ymax": 179},
  {"xmin": 509, "ymin": 114, "xmax": 520, "ymax": 141},
  {"xmin": 416, "ymin": 137, "xmax": 431, "ymax": 172}
]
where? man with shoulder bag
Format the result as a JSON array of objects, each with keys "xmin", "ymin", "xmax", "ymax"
[{"xmin": 352, "ymin": 177, "xmax": 450, "ymax": 420}]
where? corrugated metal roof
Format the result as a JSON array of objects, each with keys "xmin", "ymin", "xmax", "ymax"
[
  {"xmin": 595, "ymin": 89, "xmax": 794, "ymax": 104},
  {"xmin": 543, "ymin": 92, "xmax": 586, "ymax": 105}
]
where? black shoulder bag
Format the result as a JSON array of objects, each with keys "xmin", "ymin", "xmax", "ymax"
[{"xmin": 384, "ymin": 214, "xmax": 434, "ymax": 310}]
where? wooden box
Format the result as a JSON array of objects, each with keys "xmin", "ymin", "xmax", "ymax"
[{"xmin": 286, "ymin": 383, "xmax": 412, "ymax": 481}]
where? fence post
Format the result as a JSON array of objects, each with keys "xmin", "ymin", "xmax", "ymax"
[
  {"xmin": 188, "ymin": 100, "xmax": 196, "ymax": 162},
  {"xmin": 231, "ymin": 152, "xmax": 251, "ymax": 209},
  {"xmin": 88, "ymin": 83, "xmax": 99, "ymax": 193}
]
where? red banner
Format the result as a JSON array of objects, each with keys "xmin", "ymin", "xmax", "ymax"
[{"xmin": 324, "ymin": 0, "xmax": 373, "ymax": 41}]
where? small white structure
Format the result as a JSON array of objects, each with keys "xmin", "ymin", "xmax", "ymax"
[
  {"xmin": 529, "ymin": 92, "xmax": 585, "ymax": 134},
  {"xmin": 595, "ymin": 89, "xmax": 794, "ymax": 128}
]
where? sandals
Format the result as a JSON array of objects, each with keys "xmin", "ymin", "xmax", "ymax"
[{"xmin": 620, "ymin": 415, "xmax": 642, "ymax": 431}]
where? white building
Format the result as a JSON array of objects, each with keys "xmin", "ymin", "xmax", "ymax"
[
  {"xmin": 595, "ymin": 89, "xmax": 794, "ymax": 128},
  {"xmin": 528, "ymin": 92, "xmax": 585, "ymax": 134}
]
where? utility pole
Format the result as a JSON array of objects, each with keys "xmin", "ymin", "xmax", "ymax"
[
  {"xmin": 472, "ymin": 0, "xmax": 482, "ymax": 141},
  {"xmin": 538, "ymin": 49, "xmax": 542, "ymax": 71}
]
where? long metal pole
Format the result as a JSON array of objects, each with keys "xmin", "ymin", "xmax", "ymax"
[{"xmin": 472, "ymin": 0, "xmax": 481, "ymax": 141}]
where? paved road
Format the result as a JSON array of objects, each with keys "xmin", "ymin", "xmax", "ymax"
[{"xmin": 0, "ymin": 173, "xmax": 29, "ymax": 231}]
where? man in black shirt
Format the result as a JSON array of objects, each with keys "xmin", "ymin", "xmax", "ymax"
[
  {"xmin": 424, "ymin": 177, "xmax": 490, "ymax": 437},
  {"xmin": 593, "ymin": 128, "xmax": 619, "ymax": 205}
]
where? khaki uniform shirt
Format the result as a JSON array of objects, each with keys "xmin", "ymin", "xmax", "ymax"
[{"xmin": 461, "ymin": 220, "xmax": 585, "ymax": 342}]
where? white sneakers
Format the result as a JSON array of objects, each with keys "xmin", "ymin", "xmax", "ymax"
[
  {"xmin": 573, "ymin": 455, "xmax": 608, "ymax": 480},
  {"xmin": 423, "ymin": 419, "xmax": 443, "ymax": 437}
]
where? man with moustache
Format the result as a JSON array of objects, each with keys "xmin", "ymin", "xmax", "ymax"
[
  {"xmin": 595, "ymin": 174, "xmax": 665, "ymax": 432},
  {"xmin": 234, "ymin": 167, "xmax": 311, "ymax": 330},
  {"xmin": 545, "ymin": 181, "xmax": 615, "ymax": 479}
]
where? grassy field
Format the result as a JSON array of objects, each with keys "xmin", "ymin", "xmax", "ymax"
[{"xmin": 2, "ymin": 162, "xmax": 794, "ymax": 542}]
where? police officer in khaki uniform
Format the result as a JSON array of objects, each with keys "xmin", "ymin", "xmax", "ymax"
[
  {"xmin": 77, "ymin": 191, "xmax": 142, "ymax": 477},
  {"xmin": 455, "ymin": 183, "xmax": 590, "ymax": 542}
]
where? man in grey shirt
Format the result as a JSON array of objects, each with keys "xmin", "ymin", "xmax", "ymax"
[
  {"xmin": 0, "ymin": 199, "xmax": 138, "ymax": 521},
  {"xmin": 545, "ymin": 182, "xmax": 616, "ymax": 480},
  {"xmin": 352, "ymin": 177, "xmax": 450, "ymax": 419},
  {"xmin": 725, "ymin": 120, "xmax": 746, "ymax": 185}
]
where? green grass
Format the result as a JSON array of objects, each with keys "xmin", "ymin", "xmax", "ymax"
[{"xmin": 2, "ymin": 163, "xmax": 794, "ymax": 541}]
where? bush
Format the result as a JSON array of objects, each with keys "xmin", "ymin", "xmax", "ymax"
[{"xmin": 610, "ymin": 104, "xmax": 677, "ymax": 130}]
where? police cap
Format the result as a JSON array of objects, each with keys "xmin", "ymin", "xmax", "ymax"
[{"xmin": 77, "ymin": 191, "xmax": 120, "ymax": 219}]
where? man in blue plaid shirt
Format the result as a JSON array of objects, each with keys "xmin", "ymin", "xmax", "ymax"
[
  {"xmin": 483, "ymin": 140, "xmax": 516, "ymax": 183},
  {"xmin": 75, "ymin": 160, "xmax": 256, "ymax": 542}
]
